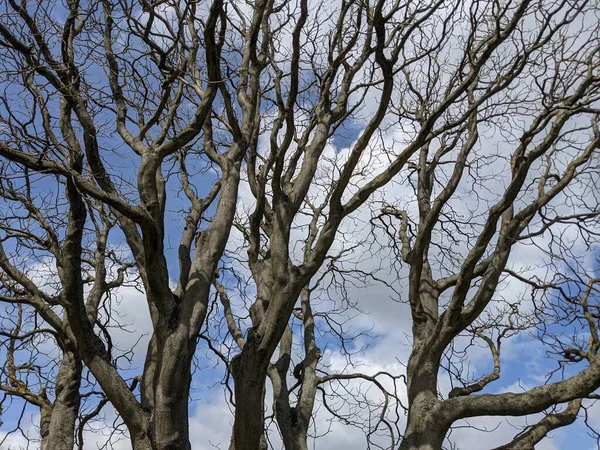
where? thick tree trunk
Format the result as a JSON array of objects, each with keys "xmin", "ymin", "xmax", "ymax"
[
  {"xmin": 139, "ymin": 257, "xmax": 214, "ymax": 450},
  {"xmin": 281, "ymin": 430, "xmax": 310, "ymax": 450},
  {"xmin": 399, "ymin": 341, "xmax": 449, "ymax": 450},
  {"xmin": 399, "ymin": 417, "xmax": 446, "ymax": 450},
  {"xmin": 292, "ymin": 436, "xmax": 309, "ymax": 450},
  {"xmin": 148, "ymin": 331, "xmax": 194, "ymax": 450},
  {"xmin": 399, "ymin": 381, "xmax": 448, "ymax": 450},
  {"xmin": 230, "ymin": 342, "xmax": 268, "ymax": 450},
  {"xmin": 400, "ymin": 397, "xmax": 448, "ymax": 449},
  {"xmin": 131, "ymin": 433, "xmax": 154, "ymax": 450},
  {"xmin": 41, "ymin": 348, "xmax": 82, "ymax": 450}
]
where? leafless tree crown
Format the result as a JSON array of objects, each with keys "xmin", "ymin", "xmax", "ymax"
[{"xmin": 0, "ymin": 1, "xmax": 599, "ymax": 449}]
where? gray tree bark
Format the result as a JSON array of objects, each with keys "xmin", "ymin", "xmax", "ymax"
[{"xmin": 41, "ymin": 347, "xmax": 82, "ymax": 450}]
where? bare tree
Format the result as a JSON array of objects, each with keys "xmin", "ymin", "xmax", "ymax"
[
  {"xmin": 217, "ymin": 228, "xmax": 404, "ymax": 450},
  {"xmin": 0, "ymin": 168, "xmax": 138, "ymax": 450},
  {"xmin": 1, "ymin": 0, "xmax": 599, "ymax": 449},
  {"xmin": 218, "ymin": 1, "xmax": 600, "ymax": 449}
]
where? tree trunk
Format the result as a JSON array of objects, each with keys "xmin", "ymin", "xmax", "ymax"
[
  {"xmin": 230, "ymin": 342, "xmax": 268, "ymax": 450},
  {"xmin": 283, "ymin": 430, "xmax": 310, "ymax": 450},
  {"xmin": 399, "ymin": 417, "xmax": 446, "ymax": 450},
  {"xmin": 41, "ymin": 347, "xmax": 82, "ymax": 450},
  {"xmin": 273, "ymin": 288, "xmax": 319, "ymax": 450},
  {"xmin": 399, "ymin": 342, "xmax": 449, "ymax": 450},
  {"xmin": 276, "ymin": 367, "xmax": 318, "ymax": 450},
  {"xmin": 399, "ymin": 384, "xmax": 448, "ymax": 450},
  {"xmin": 131, "ymin": 433, "xmax": 154, "ymax": 450},
  {"xmin": 148, "ymin": 331, "xmax": 194, "ymax": 450}
]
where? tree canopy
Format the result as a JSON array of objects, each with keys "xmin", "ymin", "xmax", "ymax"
[{"xmin": 0, "ymin": 0, "xmax": 599, "ymax": 449}]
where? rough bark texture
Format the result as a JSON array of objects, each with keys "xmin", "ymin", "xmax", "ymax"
[
  {"xmin": 42, "ymin": 348, "xmax": 82, "ymax": 450},
  {"xmin": 149, "ymin": 333, "xmax": 194, "ymax": 450},
  {"xmin": 230, "ymin": 340, "xmax": 269, "ymax": 450}
]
